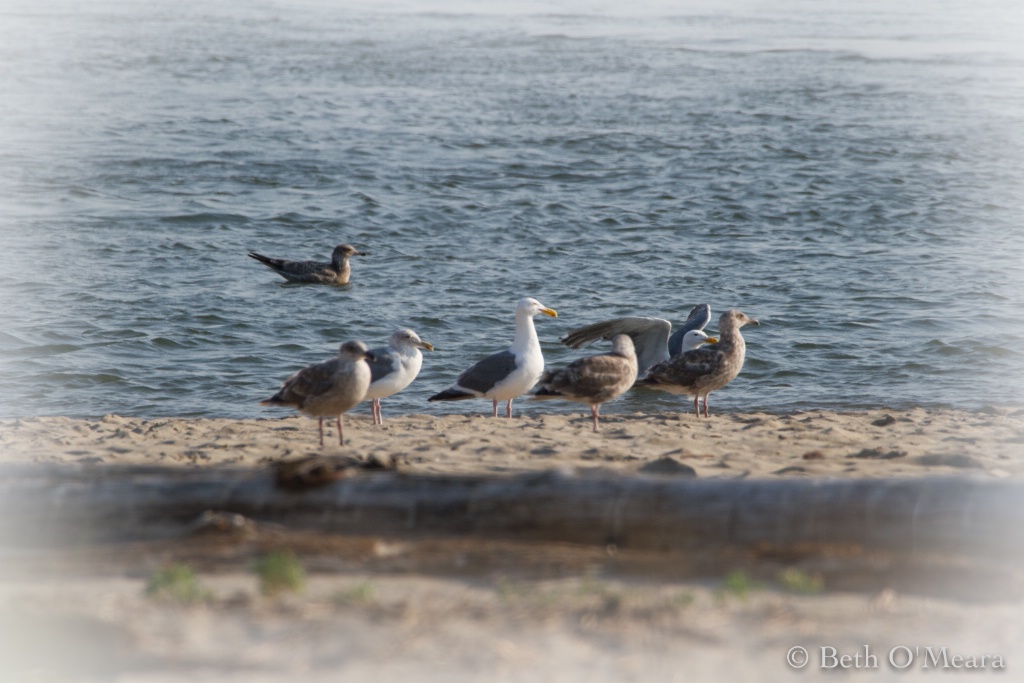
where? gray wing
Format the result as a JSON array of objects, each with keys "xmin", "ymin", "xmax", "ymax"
[
  {"xmin": 248, "ymin": 252, "xmax": 335, "ymax": 282},
  {"xmin": 561, "ymin": 317, "xmax": 671, "ymax": 376},
  {"xmin": 454, "ymin": 350, "xmax": 519, "ymax": 394},
  {"xmin": 366, "ymin": 346, "xmax": 400, "ymax": 384},
  {"xmin": 667, "ymin": 304, "xmax": 712, "ymax": 357}
]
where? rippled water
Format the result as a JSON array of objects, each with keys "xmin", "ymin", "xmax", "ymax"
[{"xmin": 1, "ymin": 0, "xmax": 1023, "ymax": 420}]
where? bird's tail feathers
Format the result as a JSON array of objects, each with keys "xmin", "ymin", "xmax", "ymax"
[
  {"xmin": 248, "ymin": 252, "xmax": 282, "ymax": 269},
  {"xmin": 428, "ymin": 388, "xmax": 477, "ymax": 402}
]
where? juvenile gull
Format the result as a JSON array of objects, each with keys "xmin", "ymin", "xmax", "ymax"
[
  {"xmin": 532, "ymin": 334, "xmax": 639, "ymax": 432},
  {"xmin": 561, "ymin": 303, "xmax": 712, "ymax": 379},
  {"xmin": 260, "ymin": 340, "xmax": 374, "ymax": 446},
  {"xmin": 248, "ymin": 243, "xmax": 366, "ymax": 284},
  {"xmin": 428, "ymin": 297, "xmax": 558, "ymax": 418},
  {"xmin": 638, "ymin": 310, "xmax": 759, "ymax": 417},
  {"xmin": 365, "ymin": 328, "xmax": 434, "ymax": 425}
]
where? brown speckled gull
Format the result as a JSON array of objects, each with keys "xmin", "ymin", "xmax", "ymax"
[
  {"xmin": 639, "ymin": 309, "xmax": 759, "ymax": 417},
  {"xmin": 248, "ymin": 243, "xmax": 366, "ymax": 284}
]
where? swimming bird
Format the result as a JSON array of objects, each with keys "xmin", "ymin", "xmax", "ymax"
[
  {"xmin": 260, "ymin": 340, "xmax": 374, "ymax": 446},
  {"xmin": 365, "ymin": 328, "xmax": 434, "ymax": 425},
  {"xmin": 247, "ymin": 243, "xmax": 367, "ymax": 284},
  {"xmin": 561, "ymin": 303, "xmax": 712, "ymax": 379},
  {"xmin": 532, "ymin": 334, "xmax": 639, "ymax": 432},
  {"xmin": 428, "ymin": 297, "xmax": 558, "ymax": 418},
  {"xmin": 638, "ymin": 310, "xmax": 759, "ymax": 417}
]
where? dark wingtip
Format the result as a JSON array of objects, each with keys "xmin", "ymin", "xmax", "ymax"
[{"xmin": 428, "ymin": 388, "xmax": 474, "ymax": 402}]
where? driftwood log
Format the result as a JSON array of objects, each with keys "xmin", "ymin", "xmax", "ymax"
[{"xmin": 1, "ymin": 463, "xmax": 1022, "ymax": 563}]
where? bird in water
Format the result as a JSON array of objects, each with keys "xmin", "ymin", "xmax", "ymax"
[{"xmin": 248, "ymin": 243, "xmax": 367, "ymax": 285}]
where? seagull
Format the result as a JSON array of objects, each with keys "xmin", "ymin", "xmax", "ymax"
[
  {"xmin": 365, "ymin": 328, "xmax": 434, "ymax": 425},
  {"xmin": 248, "ymin": 243, "xmax": 367, "ymax": 284},
  {"xmin": 428, "ymin": 297, "xmax": 558, "ymax": 418},
  {"xmin": 638, "ymin": 309, "xmax": 759, "ymax": 417},
  {"xmin": 532, "ymin": 334, "xmax": 639, "ymax": 432},
  {"xmin": 561, "ymin": 303, "xmax": 712, "ymax": 379},
  {"xmin": 260, "ymin": 340, "xmax": 374, "ymax": 446},
  {"xmin": 674, "ymin": 329, "xmax": 719, "ymax": 357}
]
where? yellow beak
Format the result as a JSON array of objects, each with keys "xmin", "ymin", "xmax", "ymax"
[
  {"xmin": 705, "ymin": 336, "xmax": 719, "ymax": 344},
  {"xmin": 541, "ymin": 308, "xmax": 558, "ymax": 318},
  {"xmin": 420, "ymin": 341, "xmax": 435, "ymax": 351}
]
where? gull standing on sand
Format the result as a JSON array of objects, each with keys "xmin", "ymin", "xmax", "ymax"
[
  {"xmin": 532, "ymin": 334, "xmax": 639, "ymax": 432},
  {"xmin": 639, "ymin": 310, "xmax": 759, "ymax": 417},
  {"xmin": 365, "ymin": 328, "xmax": 434, "ymax": 425},
  {"xmin": 247, "ymin": 243, "xmax": 367, "ymax": 284},
  {"xmin": 428, "ymin": 297, "xmax": 558, "ymax": 418},
  {"xmin": 260, "ymin": 340, "xmax": 374, "ymax": 446},
  {"xmin": 561, "ymin": 303, "xmax": 712, "ymax": 379}
]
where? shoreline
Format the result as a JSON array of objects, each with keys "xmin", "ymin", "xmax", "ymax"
[{"xmin": 2, "ymin": 406, "xmax": 1022, "ymax": 480}]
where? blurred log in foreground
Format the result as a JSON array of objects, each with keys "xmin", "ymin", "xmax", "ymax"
[{"xmin": 1, "ymin": 462, "xmax": 1022, "ymax": 564}]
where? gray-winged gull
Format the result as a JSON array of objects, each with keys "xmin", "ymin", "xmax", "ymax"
[
  {"xmin": 428, "ymin": 297, "xmax": 558, "ymax": 418},
  {"xmin": 365, "ymin": 328, "xmax": 434, "ymax": 425},
  {"xmin": 638, "ymin": 310, "xmax": 759, "ymax": 417},
  {"xmin": 248, "ymin": 243, "xmax": 367, "ymax": 284},
  {"xmin": 532, "ymin": 334, "xmax": 639, "ymax": 432},
  {"xmin": 561, "ymin": 303, "xmax": 712, "ymax": 379},
  {"xmin": 261, "ymin": 340, "xmax": 374, "ymax": 445}
]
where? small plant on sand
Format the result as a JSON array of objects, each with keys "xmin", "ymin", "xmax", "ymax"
[
  {"xmin": 777, "ymin": 568, "xmax": 825, "ymax": 595},
  {"xmin": 672, "ymin": 591, "xmax": 696, "ymax": 608},
  {"xmin": 333, "ymin": 580, "xmax": 376, "ymax": 606},
  {"xmin": 253, "ymin": 550, "xmax": 306, "ymax": 597},
  {"xmin": 716, "ymin": 570, "xmax": 763, "ymax": 601},
  {"xmin": 145, "ymin": 564, "xmax": 211, "ymax": 605}
]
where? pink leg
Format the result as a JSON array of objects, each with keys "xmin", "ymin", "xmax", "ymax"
[
  {"xmin": 337, "ymin": 414, "xmax": 344, "ymax": 445},
  {"xmin": 492, "ymin": 399, "xmax": 499, "ymax": 418},
  {"xmin": 506, "ymin": 399, "xmax": 513, "ymax": 418},
  {"xmin": 693, "ymin": 395, "xmax": 700, "ymax": 418},
  {"xmin": 591, "ymin": 404, "xmax": 600, "ymax": 433},
  {"xmin": 703, "ymin": 394, "xmax": 710, "ymax": 418},
  {"xmin": 372, "ymin": 398, "xmax": 382, "ymax": 425},
  {"xmin": 318, "ymin": 417, "xmax": 325, "ymax": 447}
]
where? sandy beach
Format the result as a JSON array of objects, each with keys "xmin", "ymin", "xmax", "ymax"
[
  {"xmin": 3, "ymin": 406, "xmax": 1024, "ymax": 479},
  {"xmin": 2, "ymin": 407, "xmax": 1024, "ymax": 682}
]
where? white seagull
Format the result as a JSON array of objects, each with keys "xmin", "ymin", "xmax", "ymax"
[
  {"xmin": 365, "ymin": 328, "xmax": 434, "ymax": 425},
  {"xmin": 428, "ymin": 297, "xmax": 558, "ymax": 418}
]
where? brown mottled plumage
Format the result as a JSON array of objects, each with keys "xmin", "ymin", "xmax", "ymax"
[
  {"xmin": 248, "ymin": 243, "xmax": 366, "ymax": 284},
  {"xmin": 532, "ymin": 334, "xmax": 638, "ymax": 432},
  {"xmin": 639, "ymin": 310, "xmax": 759, "ymax": 417},
  {"xmin": 261, "ymin": 340, "xmax": 374, "ymax": 446}
]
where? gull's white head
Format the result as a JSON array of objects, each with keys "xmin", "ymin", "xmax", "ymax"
[
  {"xmin": 517, "ymin": 297, "xmax": 558, "ymax": 318},
  {"xmin": 682, "ymin": 329, "xmax": 718, "ymax": 352},
  {"xmin": 389, "ymin": 328, "xmax": 434, "ymax": 351}
]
